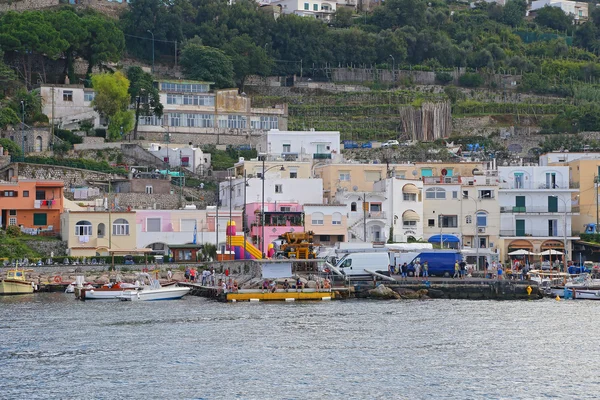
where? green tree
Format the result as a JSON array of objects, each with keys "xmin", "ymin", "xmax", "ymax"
[
  {"xmin": 107, "ymin": 110, "xmax": 135, "ymax": 141},
  {"xmin": 0, "ymin": 137, "xmax": 22, "ymax": 157},
  {"xmin": 7, "ymin": 88, "xmax": 43, "ymax": 125},
  {"xmin": 126, "ymin": 66, "xmax": 163, "ymax": 140},
  {"xmin": 371, "ymin": 0, "xmax": 427, "ymax": 30},
  {"xmin": 223, "ymin": 34, "xmax": 273, "ymax": 89},
  {"xmin": 180, "ymin": 38, "xmax": 234, "ymax": 88},
  {"xmin": 502, "ymin": 0, "xmax": 527, "ymax": 27},
  {"xmin": 333, "ymin": 7, "xmax": 353, "ymax": 28},
  {"xmin": 0, "ymin": 48, "xmax": 17, "ymax": 96},
  {"xmin": 46, "ymin": 8, "xmax": 88, "ymax": 83},
  {"xmin": 535, "ymin": 6, "xmax": 574, "ymax": 33},
  {"xmin": 0, "ymin": 108, "xmax": 19, "ymax": 129},
  {"xmin": 0, "ymin": 11, "xmax": 68, "ymax": 87},
  {"xmin": 91, "ymin": 71, "xmax": 131, "ymax": 119},
  {"xmin": 80, "ymin": 14, "xmax": 125, "ymax": 75}
]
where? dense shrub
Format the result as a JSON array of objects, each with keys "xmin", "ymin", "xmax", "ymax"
[{"xmin": 458, "ymin": 72, "xmax": 484, "ymax": 88}]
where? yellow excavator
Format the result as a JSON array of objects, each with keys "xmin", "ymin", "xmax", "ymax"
[{"xmin": 277, "ymin": 231, "xmax": 317, "ymax": 259}]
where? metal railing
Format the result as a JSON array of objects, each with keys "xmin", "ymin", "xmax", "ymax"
[
  {"xmin": 423, "ymin": 176, "xmax": 461, "ymax": 184},
  {"xmin": 500, "ymin": 206, "xmax": 580, "ymax": 213},
  {"xmin": 313, "ymin": 153, "xmax": 332, "ymax": 160},
  {"xmin": 499, "ymin": 229, "xmax": 567, "ymax": 237},
  {"xmin": 499, "ymin": 182, "xmax": 575, "ymax": 190}
]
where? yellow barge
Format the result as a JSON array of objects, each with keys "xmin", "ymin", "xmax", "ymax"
[{"xmin": 226, "ymin": 289, "xmax": 335, "ymax": 302}]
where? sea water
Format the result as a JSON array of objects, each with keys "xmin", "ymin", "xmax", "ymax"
[{"xmin": 0, "ymin": 293, "xmax": 597, "ymax": 399}]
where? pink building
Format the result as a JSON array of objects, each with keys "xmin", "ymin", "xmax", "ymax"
[{"xmin": 245, "ymin": 201, "xmax": 305, "ymax": 255}]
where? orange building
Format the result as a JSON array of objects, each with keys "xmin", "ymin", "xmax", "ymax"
[{"xmin": 0, "ymin": 180, "xmax": 64, "ymax": 234}]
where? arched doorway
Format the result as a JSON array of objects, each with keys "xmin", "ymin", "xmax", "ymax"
[{"xmin": 35, "ymin": 136, "xmax": 43, "ymax": 152}]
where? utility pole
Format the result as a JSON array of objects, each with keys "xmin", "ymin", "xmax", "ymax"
[
  {"xmin": 363, "ymin": 192, "xmax": 367, "ymax": 242},
  {"xmin": 179, "ymin": 151, "xmax": 183, "ymax": 208},
  {"xmin": 216, "ymin": 184, "xmax": 219, "ymax": 255},
  {"xmin": 51, "ymin": 86, "xmax": 55, "ymax": 150},
  {"xmin": 243, "ymin": 170, "xmax": 247, "ymax": 258},
  {"xmin": 596, "ymin": 174, "xmax": 599, "ymax": 232},
  {"xmin": 20, "ymin": 101, "xmax": 25, "ymax": 159},
  {"xmin": 147, "ymin": 30, "xmax": 155, "ymax": 74},
  {"xmin": 108, "ymin": 179, "xmax": 112, "ymax": 268}
]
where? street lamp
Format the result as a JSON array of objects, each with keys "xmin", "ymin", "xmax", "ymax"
[
  {"xmin": 551, "ymin": 194, "xmax": 576, "ymax": 270},
  {"xmin": 20, "ymin": 101, "xmax": 25, "ymax": 158},
  {"xmin": 147, "ymin": 30, "xmax": 155, "ymax": 74},
  {"xmin": 260, "ymin": 155, "xmax": 285, "ymax": 257},
  {"xmin": 228, "ymin": 171, "xmax": 250, "ymax": 258},
  {"xmin": 389, "ymin": 54, "xmax": 395, "ymax": 72},
  {"xmin": 466, "ymin": 196, "xmax": 481, "ymax": 273}
]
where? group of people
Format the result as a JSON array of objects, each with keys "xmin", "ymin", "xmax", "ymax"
[
  {"xmin": 453, "ymin": 261, "xmax": 469, "ymax": 279},
  {"xmin": 393, "ymin": 260, "xmax": 432, "ymax": 282},
  {"xmin": 184, "ymin": 266, "xmax": 219, "ymax": 286}
]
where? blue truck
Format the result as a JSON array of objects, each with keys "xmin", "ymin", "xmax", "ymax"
[{"xmin": 398, "ymin": 250, "xmax": 463, "ymax": 277}]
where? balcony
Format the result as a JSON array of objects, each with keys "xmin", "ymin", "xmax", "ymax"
[
  {"xmin": 499, "ymin": 182, "xmax": 576, "ymax": 190},
  {"xmin": 500, "ymin": 206, "xmax": 580, "ymax": 214},
  {"xmin": 313, "ymin": 153, "xmax": 332, "ymax": 160},
  {"xmin": 423, "ymin": 176, "xmax": 460, "ymax": 184},
  {"xmin": 366, "ymin": 211, "xmax": 386, "ymax": 219},
  {"xmin": 500, "ymin": 229, "xmax": 573, "ymax": 238}
]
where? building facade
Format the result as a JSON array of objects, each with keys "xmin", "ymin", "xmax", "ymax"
[
  {"xmin": 147, "ymin": 143, "xmax": 211, "ymax": 175},
  {"xmin": 303, "ymin": 204, "xmax": 347, "ymax": 246},
  {"xmin": 256, "ymin": 129, "xmax": 341, "ymax": 162},
  {"xmin": 0, "ymin": 179, "xmax": 64, "ymax": 234},
  {"xmin": 498, "ymin": 166, "xmax": 579, "ymax": 261},
  {"xmin": 373, "ymin": 178, "xmax": 424, "ymax": 242},
  {"xmin": 40, "ymin": 84, "xmax": 100, "ymax": 130}
]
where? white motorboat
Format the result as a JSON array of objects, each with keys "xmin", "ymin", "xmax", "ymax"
[
  {"xmin": 117, "ymin": 279, "xmax": 190, "ymax": 301},
  {"xmin": 572, "ymin": 289, "xmax": 600, "ymax": 300},
  {"xmin": 76, "ymin": 282, "xmax": 139, "ymax": 300}
]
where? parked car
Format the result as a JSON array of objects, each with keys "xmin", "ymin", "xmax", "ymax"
[
  {"xmin": 361, "ymin": 142, "xmax": 372, "ymax": 149},
  {"xmin": 381, "ymin": 140, "xmax": 400, "ymax": 148},
  {"xmin": 343, "ymin": 141, "xmax": 359, "ymax": 149}
]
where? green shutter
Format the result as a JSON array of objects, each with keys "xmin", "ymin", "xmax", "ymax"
[
  {"xmin": 516, "ymin": 219, "xmax": 525, "ymax": 236},
  {"xmin": 33, "ymin": 213, "xmax": 47, "ymax": 226},
  {"xmin": 514, "ymin": 196, "xmax": 526, "ymax": 212},
  {"xmin": 548, "ymin": 196, "xmax": 558, "ymax": 213}
]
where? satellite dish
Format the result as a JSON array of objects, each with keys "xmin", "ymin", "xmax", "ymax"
[
  {"xmin": 412, "ymin": 170, "xmax": 418, "ymax": 177},
  {"xmin": 352, "ymin": 186, "xmax": 358, "ymax": 192},
  {"xmin": 441, "ymin": 168, "xmax": 448, "ymax": 176},
  {"xmin": 472, "ymin": 168, "xmax": 479, "ymax": 174},
  {"xmin": 267, "ymin": 197, "xmax": 272, "ymax": 202}
]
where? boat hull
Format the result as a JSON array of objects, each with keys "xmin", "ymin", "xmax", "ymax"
[
  {"xmin": 0, "ymin": 280, "xmax": 34, "ymax": 295},
  {"xmin": 227, "ymin": 289, "xmax": 334, "ymax": 302},
  {"xmin": 76, "ymin": 287, "xmax": 136, "ymax": 300},
  {"xmin": 118, "ymin": 286, "xmax": 191, "ymax": 301},
  {"xmin": 573, "ymin": 289, "xmax": 600, "ymax": 300}
]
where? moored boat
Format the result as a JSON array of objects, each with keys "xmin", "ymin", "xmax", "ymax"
[
  {"xmin": 0, "ymin": 268, "xmax": 35, "ymax": 295},
  {"xmin": 75, "ymin": 281, "xmax": 139, "ymax": 300},
  {"xmin": 572, "ymin": 288, "xmax": 600, "ymax": 300},
  {"xmin": 117, "ymin": 277, "xmax": 190, "ymax": 301}
]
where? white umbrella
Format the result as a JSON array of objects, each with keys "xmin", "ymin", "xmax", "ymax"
[
  {"xmin": 508, "ymin": 249, "xmax": 534, "ymax": 256},
  {"xmin": 539, "ymin": 249, "xmax": 563, "ymax": 256}
]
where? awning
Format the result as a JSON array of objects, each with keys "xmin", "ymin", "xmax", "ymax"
[
  {"xmin": 402, "ymin": 184, "xmax": 419, "ymax": 194},
  {"xmin": 428, "ymin": 234, "xmax": 460, "ymax": 243},
  {"xmin": 402, "ymin": 210, "xmax": 420, "ymax": 222}
]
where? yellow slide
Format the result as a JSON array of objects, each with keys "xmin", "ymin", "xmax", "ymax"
[{"xmin": 228, "ymin": 236, "xmax": 263, "ymax": 259}]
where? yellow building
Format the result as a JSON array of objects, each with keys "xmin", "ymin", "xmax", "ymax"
[
  {"xmin": 303, "ymin": 204, "xmax": 347, "ymax": 246},
  {"xmin": 233, "ymin": 159, "xmax": 312, "ymax": 180},
  {"xmin": 61, "ymin": 211, "xmax": 146, "ymax": 257},
  {"xmin": 553, "ymin": 158, "xmax": 600, "ymax": 234},
  {"xmin": 315, "ymin": 162, "xmax": 487, "ymax": 202}
]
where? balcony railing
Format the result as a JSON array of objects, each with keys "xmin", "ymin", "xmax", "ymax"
[
  {"xmin": 313, "ymin": 153, "xmax": 332, "ymax": 160},
  {"xmin": 500, "ymin": 229, "xmax": 568, "ymax": 237},
  {"xmin": 423, "ymin": 176, "xmax": 460, "ymax": 184},
  {"xmin": 499, "ymin": 182, "xmax": 575, "ymax": 190},
  {"xmin": 366, "ymin": 211, "xmax": 386, "ymax": 219},
  {"xmin": 500, "ymin": 206, "xmax": 580, "ymax": 214}
]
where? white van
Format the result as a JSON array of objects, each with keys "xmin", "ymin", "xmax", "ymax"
[{"xmin": 337, "ymin": 252, "xmax": 391, "ymax": 277}]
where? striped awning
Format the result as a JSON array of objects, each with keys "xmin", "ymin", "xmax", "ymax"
[
  {"xmin": 402, "ymin": 210, "xmax": 420, "ymax": 222},
  {"xmin": 402, "ymin": 184, "xmax": 419, "ymax": 194}
]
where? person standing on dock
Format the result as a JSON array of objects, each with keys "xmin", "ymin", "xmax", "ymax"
[
  {"xmin": 401, "ymin": 263, "xmax": 408, "ymax": 282},
  {"xmin": 422, "ymin": 261, "xmax": 429, "ymax": 280},
  {"xmin": 414, "ymin": 261, "xmax": 421, "ymax": 280},
  {"xmin": 454, "ymin": 261, "xmax": 460, "ymax": 279},
  {"xmin": 167, "ymin": 269, "xmax": 172, "ymax": 281}
]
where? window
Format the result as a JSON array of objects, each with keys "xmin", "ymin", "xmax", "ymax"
[
  {"xmin": 428, "ymin": 219, "xmax": 435, "ymax": 227},
  {"xmin": 97, "ymin": 223, "xmax": 105, "ymax": 238},
  {"xmin": 351, "ymin": 202, "xmax": 357, "ymax": 212},
  {"xmin": 476, "ymin": 212, "xmax": 487, "ymax": 227},
  {"xmin": 9, "ymin": 217, "xmax": 17, "ymax": 226},
  {"xmin": 23, "ymin": 190, "xmax": 29, "ymax": 197},
  {"xmin": 147, "ymin": 218, "xmax": 161, "ymax": 232},
  {"xmin": 403, "ymin": 220, "xmax": 416, "ymax": 227},
  {"xmin": 452, "ymin": 191, "xmax": 458, "ymax": 199},
  {"xmin": 322, "ymin": 4, "xmax": 329, "ymax": 10},
  {"xmin": 75, "ymin": 221, "xmax": 92, "ymax": 236},
  {"xmin": 332, "ymin": 212, "xmax": 342, "ymax": 225},
  {"xmin": 466, "ymin": 215, "xmax": 472, "ymax": 224},
  {"xmin": 145, "ymin": 185, "xmax": 153, "ymax": 194},
  {"xmin": 312, "ymin": 212, "xmax": 324, "ymax": 225},
  {"xmin": 63, "ymin": 90, "xmax": 73, "ymax": 102},
  {"xmin": 403, "ymin": 193, "xmax": 416, "ymax": 201},
  {"xmin": 139, "ymin": 115, "xmax": 163, "ymax": 126},
  {"xmin": 439, "ymin": 215, "xmax": 458, "ymax": 228},
  {"xmin": 275, "ymin": 184, "xmax": 283, "ymax": 193},
  {"xmin": 304, "ymin": 2, "xmax": 309, "ymax": 9},
  {"xmin": 339, "ymin": 171, "xmax": 351, "ymax": 181},
  {"xmin": 33, "ymin": 213, "xmax": 47, "ymax": 226},
  {"xmin": 283, "ymin": 144, "xmax": 291, "ymax": 153},
  {"xmin": 223, "ymin": 115, "xmax": 246, "ymax": 129},
  {"xmin": 2, "ymin": 190, "xmax": 17, "ymax": 197},
  {"xmin": 169, "ymin": 113, "xmax": 181, "ymax": 127},
  {"xmin": 259, "ymin": 116, "xmax": 278, "ymax": 130},
  {"xmin": 421, "ymin": 168, "xmax": 433, "ymax": 177},
  {"xmin": 113, "ymin": 218, "xmax": 130, "ymax": 236},
  {"xmin": 181, "ymin": 156, "xmax": 190, "ymax": 167},
  {"xmin": 280, "ymin": 206, "xmax": 291, "ymax": 212},
  {"xmin": 84, "ymin": 92, "xmax": 95, "ymax": 102},
  {"xmin": 514, "ymin": 173, "xmax": 524, "ymax": 189},
  {"xmin": 370, "ymin": 203, "xmax": 381, "ymax": 212},
  {"xmin": 320, "ymin": 235, "xmax": 331, "ymax": 242},
  {"xmin": 161, "ymin": 82, "xmax": 210, "ymax": 93},
  {"xmin": 463, "ymin": 190, "xmax": 469, "ymax": 199},
  {"xmin": 313, "ymin": 3, "xmax": 318, "ymax": 10},
  {"xmin": 9, "ymin": 210, "xmax": 16, "ymax": 216},
  {"xmin": 36, "ymin": 190, "xmax": 47, "ymax": 200},
  {"xmin": 478, "ymin": 189, "xmax": 494, "ymax": 199},
  {"xmin": 365, "ymin": 171, "xmax": 381, "ymax": 182},
  {"xmin": 425, "ymin": 187, "xmax": 446, "ymax": 199},
  {"xmin": 289, "ymin": 168, "xmax": 298, "ymax": 179}
]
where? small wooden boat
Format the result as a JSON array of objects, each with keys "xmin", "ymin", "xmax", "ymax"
[{"xmin": 0, "ymin": 268, "xmax": 35, "ymax": 295}]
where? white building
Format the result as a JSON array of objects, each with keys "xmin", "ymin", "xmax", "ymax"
[
  {"xmin": 40, "ymin": 85, "xmax": 100, "ymax": 130},
  {"xmin": 147, "ymin": 143, "xmax": 211, "ymax": 175},
  {"xmin": 373, "ymin": 178, "xmax": 424, "ymax": 242},
  {"xmin": 498, "ymin": 166, "xmax": 579, "ymax": 261},
  {"xmin": 269, "ymin": 0, "xmax": 337, "ymax": 20},
  {"xmin": 335, "ymin": 189, "xmax": 388, "ymax": 243},
  {"xmin": 529, "ymin": 0, "xmax": 588, "ymax": 20},
  {"xmin": 137, "ymin": 81, "xmax": 287, "ymax": 138},
  {"xmin": 221, "ymin": 176, "xmax": 323, "ymax": 209},
  {"xmin": 256, "ymin": 129, "xmax": 342, "ymax": 162},
  {"xmin": 539, "ymin": 151, "xmax": 600, "ymax": 166}
]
